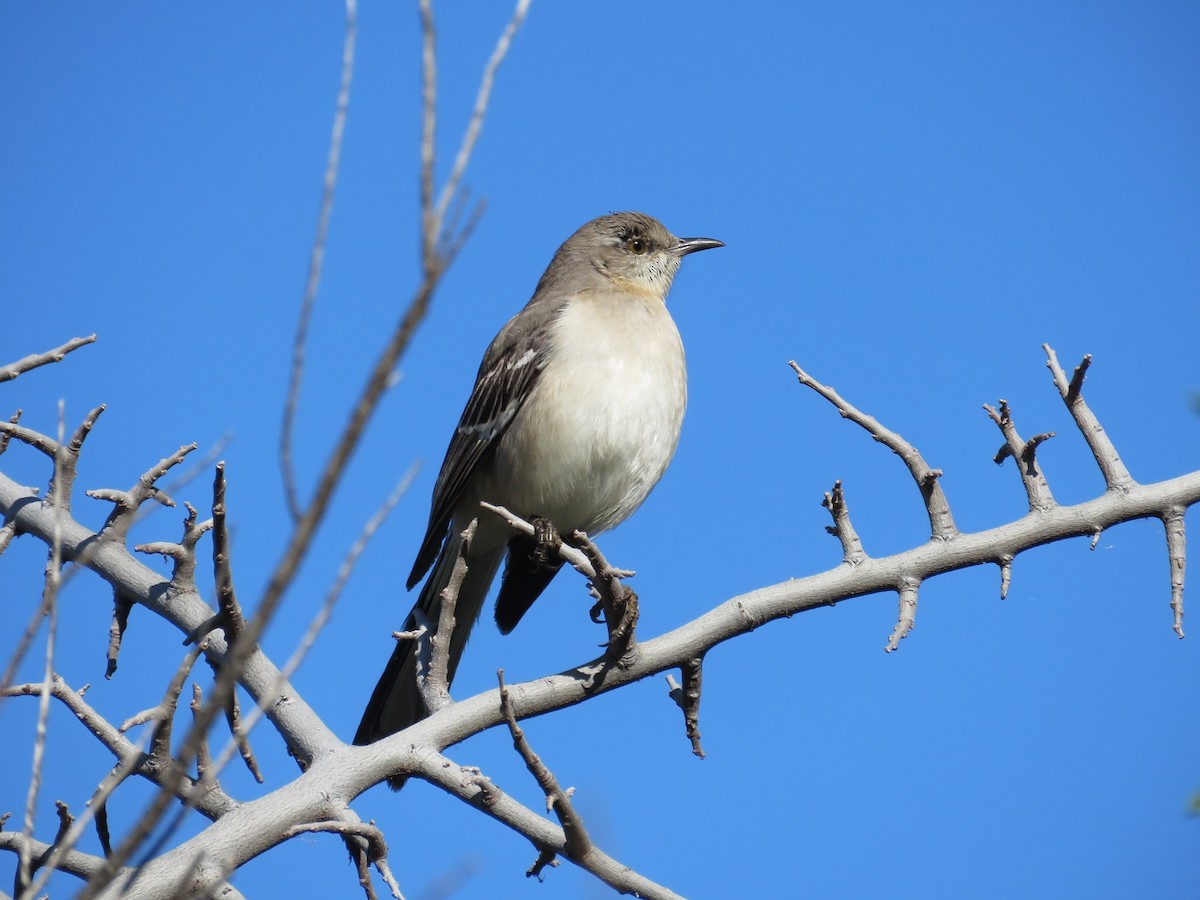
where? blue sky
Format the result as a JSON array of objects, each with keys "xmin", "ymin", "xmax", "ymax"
[{"xmin": 2, "ymin": 2, "xmax": 1199, "ymax": 898}]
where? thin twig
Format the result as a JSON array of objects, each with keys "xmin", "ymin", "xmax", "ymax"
[
  {"xmin": 105, "ymin": 592, "xmax": 134, "ymax": 679},
  {"xmin": 0, "ymin": 519, "xmax": 17, "ymax": 556},
  {"xmin": 191, "ymin": 684, "xmax": 215, "ymax": 787},
  {"xmin": 822, "ymin": 480, "xmax": 867, "ymax": 564},
  {"xmin": 0, "ymin": 408, "xmax": 22, "ymax": 456},
  {"xmin": 255, "ymin": 0, "xmax": 530, "ymax": 684},
  {"xmin": 204, "ymin": 464, "xmax": 417, "ymax": 787},
  {"xmin": 0, "ymin": 335, "xmax": 95, "ymax": 383},
  {"xmin": 984, "ymin": 400, "xmax": 1056, "ymax": 511},
  {"xmin": 665, "ymin": 656, "xmax": 705, "ymax": 758},
  {"xmin": 18, "ymin": 404, "xmax": 66, "ymax": 892},
  {"xmin": 998, "ymin": 554, "xmax": 1013, "ymax": 600},
  {"xmin": 885, "ymin": 576, "xmax": 920, "ymax": 652},
  {"xmin": 1, "ymin": 676, "xmax": 234, "ymax": 822},
  {"xmin": 497, "ymin": 670, "xmax": 592, "ymax": 868},
  {"xmin": 480, "ymin": 502, "xmax": 594, "ymax": 574},
  {"xmin": 1043, "ymin": 345, "xmax": 1136, "ymax": 491},
  {"xmin": 210, "ymin": 462, "xmax": 245, "ymax": 641},
  {"xmin": 434, "ymin": 0, "xmax": 531, "ymax": 228},
  {"xmin": 281, "ymin": 0, "xmax": 358, "ymax": 523},
  {"xmin": 87, "ymin": 444, "xmax": 196, "ymax": 540},
  {"xmin": 418, "ymin": 0, "xmax": 437, "ymax": 266},
  {"xmin": 422, "ymin": 518, "xmax": 477, "ymax": 714},
  {"xmin": 1163, "ymin": 507, "xmax": 1186, "ymax": 638},
  {"xmin": 284, "ymin": 820, "xmax": 405, "ymax": 900},
  {"xmin": 790, "ymin": 360, "xmax": 958, "ymax": 540}
]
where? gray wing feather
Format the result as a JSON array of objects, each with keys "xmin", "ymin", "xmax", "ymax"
[{"xmin": 406, "ymin": 310, "xmax": 555, "ymax": 589}]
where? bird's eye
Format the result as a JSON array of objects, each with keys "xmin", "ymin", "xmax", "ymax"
[{"xmin": 627, "ymin": 237, "xmax": 648, "ymax": 255}]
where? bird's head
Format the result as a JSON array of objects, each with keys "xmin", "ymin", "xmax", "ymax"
[{"xmin": 546, "ymin": 211, "xmax": 723, "ymax": 303}]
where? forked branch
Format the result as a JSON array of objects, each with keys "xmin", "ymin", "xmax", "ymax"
[{"xmin": 789, "ymin": 360, "xmax": 958, "ymax": 540}]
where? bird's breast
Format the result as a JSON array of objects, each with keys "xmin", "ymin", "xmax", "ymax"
[{"xmin": 487, "ymin": 293, "xmax": 686, "ymax": 535}]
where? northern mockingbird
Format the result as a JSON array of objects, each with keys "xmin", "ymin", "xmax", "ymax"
[{"xmin": 355, "ymin": 212, "xmax": 722, "ymax": 769}]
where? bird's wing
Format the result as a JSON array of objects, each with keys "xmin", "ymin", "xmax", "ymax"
[{"xmin": 407, "ymin": 309, "xmax": 556, "ymax": 589}]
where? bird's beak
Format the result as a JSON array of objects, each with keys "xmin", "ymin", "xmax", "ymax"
[{"xmin": 671, "ymin": 236, "xmax": 725, "ymax": 256}]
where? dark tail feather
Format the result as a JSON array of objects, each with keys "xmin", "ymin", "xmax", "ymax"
[
  {"xmin": 494, "ymin": 532, "xmax": 563, "ymax": 634},
  {"xmin": 354, "ymin": 528, "xmax": 502, "ymax": 789}
]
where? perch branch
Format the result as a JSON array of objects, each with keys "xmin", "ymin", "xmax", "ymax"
[{"xmin": 479, "ymin": 502, "xmax": 595, "ymax": 575}]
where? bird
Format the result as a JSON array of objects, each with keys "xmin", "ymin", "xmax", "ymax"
[{"xmin": 354, "ymin": 211, "xmax": 723, "ymax": 777}]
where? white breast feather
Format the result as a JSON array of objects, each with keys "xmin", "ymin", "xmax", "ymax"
[{"xmin": 487, "ymin": 292, "xmax": 686, "ymax": 535}]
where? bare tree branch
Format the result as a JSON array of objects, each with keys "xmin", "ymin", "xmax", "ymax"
[
  {"xmin": 789, "ymin": 360, "xmax": 958, "ymax": 540},
  {"xmin": 0, "ymin": 335, "xmax": 95, "ymax": 384},
  {"xmin": 497, "ymin": 670, "xmax": 591, "ymax": 875},
  {"xmin": 885, "ymin": 575, "xmax": 920, "ymax": 652},
  {"xmin": 419, "ymin": 518, "xmax": 477, "ymax": 716},
  {"xmin": 17, "ymin": 405, "xmax": 66, "ymax": 893},
  {"xmin": 1163, "ymin": 506, "xmax": 1186, "ymax": 638},
  {"xmin": 209, "ymin": 465, "xmax": 417, "ymax": 790},
  {"xmin": 256, "ymin": 0, "xmax": 529, "ymax": 704},
  {"xmin": 209, "ymin": 462, "xmax": 245, "ymax": 642},
  {"xmin": 283, "ymin": 820, "xmax": 404, "ymax": 900},
  {"xmin": 86, "ymin": 444, "xmax": 196, "ymax": 541},
  {"xmin": 0, "ymin": 831, "xmax": 112, "ymax": 889},
  {"xmin": 0, "ymin": 676, "xmax": 235, "ymax": 821},
  {"xmin": 984, "ymin": 400, "xmax": 1056, "ymax": 512},
  {"xmin": 433, "ymin": 0, "xmax": 531, "ymax": 231},
  {"xmin": 480, "ymin": 502, "xmax": 595, "ymax": 574},
  {"xmin": 281, "ymin": 0, "xmax": 358, "ymax": 523},
  {"xmin": 822, "ymin": 479, "xmax": 866, "ymax": 565},
  {"xmin": 4, "ymin": 336, "xmax": 1199, "ymax": 897},
  {"xmin": 665, "ymin": 656, "xmax": 705, "ymax": 758},
  {"xmin": 1044, "ymin": 346, "xmax": 1136, "ymax": 491}
]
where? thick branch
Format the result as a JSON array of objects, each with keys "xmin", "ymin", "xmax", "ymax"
[
  {"xmin": 0, "ymin": 831, "xmax": 112, "ymax": 886},
  {"xmin": 34, "ymin": 462, "xmax": 1197, "ymax": 898}
]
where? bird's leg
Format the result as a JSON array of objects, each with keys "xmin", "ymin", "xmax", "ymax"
[{"xmin": 528, "ymin": 516, "xmax": 562, "ymax": 570}]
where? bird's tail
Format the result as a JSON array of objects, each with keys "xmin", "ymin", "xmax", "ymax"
[{"xmin": 354, "ymin": 527, "xmax": 503, "ymax": 788}]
